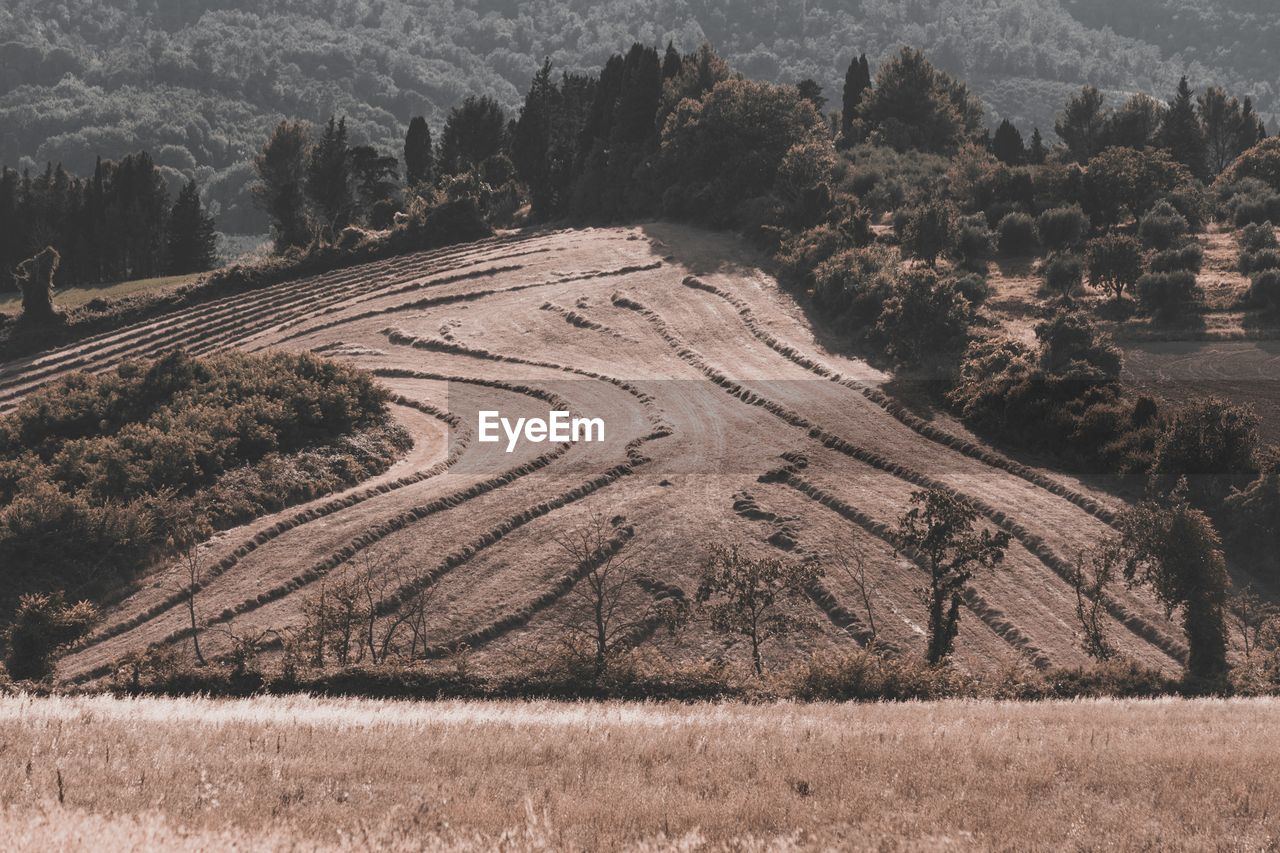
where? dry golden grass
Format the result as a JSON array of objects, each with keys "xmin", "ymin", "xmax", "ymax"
[{"xmin": 1, "ymin": 693, "xmax": 1277, "ymax": 851}]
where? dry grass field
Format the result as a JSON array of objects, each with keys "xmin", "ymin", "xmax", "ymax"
[
  {"xmin": 1, "ymin": 692, "xmax": 1277, "ymax": 850},
  {"xmin": 0, "ymin": 224, "xmax": 1213, "ymax": 682}
]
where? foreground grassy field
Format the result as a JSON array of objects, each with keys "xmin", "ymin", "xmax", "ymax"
[{"xmin": 1, "ymin": 694, "xmax": 1276, "ymax": 850}]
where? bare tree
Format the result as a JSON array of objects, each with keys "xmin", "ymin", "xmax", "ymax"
[
  {"xmin": 1069, "ymin": 540, "xmax": 1122, "ymax": 661},
  {"xmin": 553, "ymin": 513, "xmax": 681, "ymax": 679},
  {"xmin": 696, "ymin": 545, "xmax": 822, "ymax": 676},
  {"xmin": 1233, "ymin": 584, "xmax": 1279, "ymax": 661},
  {"xmin": 833, "ymin": 545, "xmax": 878, "ymax": 646},
  {"xmin": 163, "ymin": 510, "xmax": 213, "ymax": 667}
]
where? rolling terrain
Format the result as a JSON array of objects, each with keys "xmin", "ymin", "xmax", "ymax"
[{"xmin": 0, "ymin": 225, "xmax": 1205, "ymax": 681}]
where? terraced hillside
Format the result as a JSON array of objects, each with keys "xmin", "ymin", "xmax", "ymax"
[{"xmin": 0, "ymin": 225, "xmax": 1203, "ymax": 682}]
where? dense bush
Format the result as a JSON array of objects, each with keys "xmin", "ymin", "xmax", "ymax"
[
  {"xmin": 1043, "ymin": 253, "xmax": 1085, "ymax": 299},
  {"xmin": 948, "ymin": 311, "xmax": 1159, "ymax": 474},
  {"xmin": 1239, "ymin": 250, "xmax": 1280, "ymax": 276},
  {"xmin": 900, "ymin": 201, "xmax": 956, "ymax": 266},
  {"xmin": 1138, "ymin": 201, "xmax": 1189, "ymax": 250},
  {"xmin": 0, "ymin": 351, "xmax": 407, "ymax": 609},
  {"xmin": 1247, "ymin": 270, "xmax": 1280, "ymax": 311},
  {"xmin": 1036, "ymin": 205, "xmax": 1090, "ymax": 252},
  {"xmin": 1239, "ymin": 222, "xmax": 1279, "ymax": 254},
  {"xmin": 811, "ymin": 246, "xmax": 899, "ymax": 326},
  {"xmin": 3, "ymin": 592, "xmax": 98, "ymax": 682},
  {"xmin": 950, "ymin": 272, "xmax": 991, "ymax": 307},
  {"xmin": 952, "ymin": 214, "xmax": 995, "ymax": 270},
  {"xmin": 1136, "ymin": 270, "xmax": 1200, "ymax": 320},
  {"xmin": 997, "ymin": 212, "xmax": 1038, "ymax": 255},
  {"xmin": 1149, "ymin": 244, "xmax": 1204, "ymax": 274},
  {"xmin": 873, "ymin": 269, "xmax": 973, "ymax": 369},
  {"xmin": 1150, "ymin": 398, "xmax": 1259, "ymax": 503}
]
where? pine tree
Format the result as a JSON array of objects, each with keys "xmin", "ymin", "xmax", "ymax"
[
  {"xmin": 1028, "ymin": 127, "xmax": 1047, "ymax": 165},
  {"xmin": 253, "ymin": 120, "xmax": 311, "ymax": 252},
  {"xmin": 306, "ymin": 116, "xmax": 356, "ymax": 238},
  {"xmin": 1199, "ymin": 86, "xmax": 1244, "ymax": 176},
  {"xmin": 165, "ymin": 179, "xmax": 218, "ymax": 275},
  {"xmin": 512, "ymin": 59, "xmax": 559, "ymax": 218},
  {"xmin": 403, "ymin": 116, "xmax": 434, "ymax": 189},
  {"xmin": 992, "ymin": 119, "xmax": 1025, "ymax": 165},
  {"xmin": 1161, "ymin": 77, "xmax": 1207, "ymax": 180},
  {"xmin": 1055, "ymin": 86, "xmax": 1108, "ymax": 164},
  {"xmin": 797, "ymin": 79, "xmax": 826, "ymax": 114}
]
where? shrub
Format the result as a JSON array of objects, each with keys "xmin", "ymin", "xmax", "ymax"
[
  {"xmin": 952, "ymin": 214, "xmax": 994, "ymax": 270},
  {"xmin": 0, "ymin": 351, "xmax": 406, "ymax": 610},
  {"xmin": 1239, "ymin": 249, "xmax": 1280, "ymax": 276},
  {"xmin": 1138, "ymin": 201, "xmax": 1189, "ymax": 250},
  {"xmin": 997, "ymin": 212, "xmax": 1038, "ymax": 255},
  {"xmin": 811, "ymin": 246, "xmax": 898, "ymax": 324},
  {"xmin": 1043, "ymin": 253, "xmax": 1085, "ymax": 299},
  {"xmin": 1247, "ymin": 270, "xmax": 1280, "ymax": 311},
  {"xmin": 1150, "ymin": 243, "xmax": 1204, "ymax": 274},
  {"xmin": 1218, "ymin": 137, "xmax": 1280, "ymax": 193},
  {"xmin": 1150, "ymin": 398, "xmax": 1259, "ymax": 503},
  {"xmin": 1085, "ymin": 234, "xmax": 1144, "ymax": 301},
  {"xmin": 793, "ymin": 651, "xmax": 975, "ymax": 701},
  {"xmin": 901, "ymin": 201, "xmax": 956, "ymax": 266},
  {"xmin": 950, "ymin": 272, "xmax": 990, "ymax": 307},
  {"xmin": 873, "ymin": 268, "xmax": 973, "ymax": 368},
  {"xmin": 1136, "ymin": 270, "xmax": 1200, "ymax": 320},
  {"xmin": 1036, "ymin": 205, "xmax": 1090, "ymax": 252},
  {"xmin": 1239, "ymin": 222, "xmax": 1278, "ymax": 254},
  {"xmin": 4, "ymin": 592, "xmax": 98, "ymax": 682}
]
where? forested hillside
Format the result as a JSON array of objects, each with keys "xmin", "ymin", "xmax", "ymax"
[{"xmin": 1, "ymin": 0, "xmax": 1275, "ymax": 234}]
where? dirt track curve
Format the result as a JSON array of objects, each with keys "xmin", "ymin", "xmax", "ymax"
[{"xmin": 0, "ymin": 224, "xmax": 1197, "ymax": 680}]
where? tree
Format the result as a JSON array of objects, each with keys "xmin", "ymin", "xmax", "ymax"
[
  {"xmin": 796, "ymin": 79, "xmax": 826, "ymax": 113},
  {"xmin": 1232, "ymin": 584, "xmax": 1278, "ymax": 662},
  {"xmin": 253, "ymin": 120, "xmax": 310, "ymax": 252},
  {"xmin": 1028, "ymin": 128, "xmax": 1047, "ymax": 165},
  {"xmin": 438, "ymin": 95, "xmax": 507, "ymax": 176},
  {"xmin": 661, "ymin": 41, "xmax": 682, "ymax": 80},
  {"xmin": 874, "ymin": 269, "xmax": 973, "ymax": 369},
  {"xmin": 1150, "ymin": 398, "xmax": 1259, "ymax": 503},
  {"xmin": 1120, "ymin": 485, "xmax": 1231, "ymax": 684},
  {"xmin": 403, "ymin": 116, "xmax": 434, "ymax": 189},
  {"xmin": 12, "ymin": 246, "xmax": 60, "ymax": 321},
  {"xmin": 992, "ymin": 119, "xmax": 1025, "ymax": 165},
  {"xmin": 840, "ymin": 53, "xmax": 872, "ymax": 144},
  {"xmin": 306, "ymin": 116, "xmax": 355, "ymax": 238},
  {"xmin": 834, "ymin": 545, "xmax": 878, "ymax": 647},
  {"xmin": 859, "ymin": 47, "xmax": 979, "ymax": 154},
  {"xmin": 1056, "ymin": 86, "xmax": 1108, "ymax": 164},
  {"xmin": 349, "ymin": 145, "xmax": 399, "ymax": 227},
  {"xmin": 554, "ymin": 513, "xmax": 682, "ymax": 678},
  {"xmin": 512, "ymin": 59, "xmax": 559, "ymax": 218},
  {"xmin": 1198, "ymin": 87, "xmax": 1246, "ymax": 176},
  {"xmin": 1086, "ymin": 234, "xmax": 1144, "ymax": 302},
  {"xmin": 1083, "ymin": 146, "xmax": 1188, "ymax": 225},
  {"xmin": 1106, "ymin": 94, "xmax": 1165, "ymax": 150},
  {"xmin": 901, "ymin": 201, "xmax": 955, "ymax": 266},
  {"xmin": 897, "ymin": 489, "xmax": 1010, "ymax": 664},
  {"xmin": 1161, "ymin": 77, "xmax": 1207, "ymax": 181},
  {"xmin": 696, "ymin": 545, "xmax": 821, "ymax": 675},
  {"xmin": 164, "ymin": 511, "xmax": 213, "ymax": 666},
  {"xmin": 165, "ymin": 179, "xmax": 218, "ymax": 275},
  {"xmin": 1069, "ymin": 540, "xmax": 1122, "ymax": 661},
  {"xmin": 3, "ymin": 592, "xmax": 98, "ymax": 682}
]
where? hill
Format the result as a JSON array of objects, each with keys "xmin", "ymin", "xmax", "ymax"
[
  {"xmin": 0, "ymin": 0, "xmax": 1276, "ymax": 233},
  {"xmin": 0, "ymin": 223, "xmax": 1202, "ymax": 684}
]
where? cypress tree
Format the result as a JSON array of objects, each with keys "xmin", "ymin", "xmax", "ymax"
[
  {"xmin": 166, "ymin": 179, "xmax": 218, "ymax": 275},
  {"xmin": 349, "ymin": 145, "xmax": 399, "ymax": 227},
  {"xmin": 437, "ymin": 96, "xmax": 507, "ymax": 176},
  {"xmin": 797, "ymin": 79, "xmax": 826, "ymax": 113},
  {"xmin": 841, "ymin": 53, "xmax": 872, "ymax": 143},
  {"xmin": 404, "ymin": 116, "xmax": 433, "ymax": 189},
  {"xmin": 992, "ymin": 119, "xmax": 1026, "ymax": 165},
  {"xmin": 662, "ymin": 40, "xmax": 682, "ymax": 80},
  {"xmin": 512, "ymin": 59, "xmax": 558, "ymax": 218},
  {"xmin": 1161, "ymin": 77, "xmax": 1207, "ymax": 180}
]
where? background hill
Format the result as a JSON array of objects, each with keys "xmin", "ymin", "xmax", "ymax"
[{"xmin": 0, "ymin": 0, "xmax": 1276, "ymax": 234}]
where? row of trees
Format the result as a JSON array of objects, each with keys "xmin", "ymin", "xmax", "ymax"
[{"xmin": 0, "ymin": 155, "xmax": 218, "ymax": 296}]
